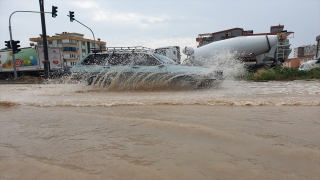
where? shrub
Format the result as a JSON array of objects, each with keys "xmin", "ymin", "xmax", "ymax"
[{"xmin": 241, "ymin": 67, "xmax": 320, "ymax": 81}]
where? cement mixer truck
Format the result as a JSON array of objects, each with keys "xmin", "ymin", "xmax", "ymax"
[{"xmin": 155, "ymin": 30, "xmax": 293, "ymax": 71}]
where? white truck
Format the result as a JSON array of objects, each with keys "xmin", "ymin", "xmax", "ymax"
[
  {"xmin": 298, "ymin": 56, "xmax": 320, "ymax": 71},
  {"xmin": 155, "ymin": 31, "xmax": 292, "ymax": 71},
  {"xmin": 0, "ymin": 47, "xmax": 62, "ymax": 79}
]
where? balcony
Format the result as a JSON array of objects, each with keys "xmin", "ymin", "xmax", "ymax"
[{"xmin": 62, "ymin": 39, "xmax": 77, "ymax": 44}]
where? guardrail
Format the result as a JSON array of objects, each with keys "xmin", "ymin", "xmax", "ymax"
[{"xmin": 91, "ymin": 46, "xmax": 154, "ymax": 53}]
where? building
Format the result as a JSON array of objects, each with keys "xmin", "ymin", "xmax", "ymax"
[
  {"xmin": 29, "ymin": 32, "xmax": 106, "ymax": 66},
  {"xmin": 316, "ymin": 35, "xmax": 320, "ymax": 58},
  {"xmin": 293, "ymin": 44, "xmax": 317, "ymax": 58},
  {"xmin": 284, "ymin": 35, "xmax": 319, "ymax": 68},
  {"xmin": 283, "ymin": 55, "xmax": 315, "ymax": 68}
]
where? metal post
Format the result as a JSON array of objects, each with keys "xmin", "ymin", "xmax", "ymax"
[
  {"xmin": 68, "ymin": 15, "xmax": 96, "ymax": 50},
  {"xmin": 8, "ymin": 10, "xmax": 52, "ymax": 79},
  {"xmin": 39, "ymin": 0, "xmax": 50, "ymax": 78},
  {"xmin": 9, "ymin": 11, "xmax": 44, "ymax": 79},
  {"xmin": 8, "ymin": 20, "xmax": 17, "ymax": 78}
]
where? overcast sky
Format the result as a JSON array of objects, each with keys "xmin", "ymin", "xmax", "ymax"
[{"xmin": 1, "ymin": 0, "xmax": 319, "ymax": 56}]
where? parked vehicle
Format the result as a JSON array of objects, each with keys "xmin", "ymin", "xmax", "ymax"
[
  {"xmin": 0, "ymin": 47, "xmax": 63, "ymax": 79},
  {"xmin": 298, "ymin": 57, "xmax": 320, "ymax": 71},
  {"xmin": 71, "ymin": 47, "xmax": 223, "ymax": 89}
]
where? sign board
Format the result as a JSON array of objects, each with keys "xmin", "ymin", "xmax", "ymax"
[
  {"xmin": 0, "ymin": 48, "xmax": 38, "ymax": 72},
  {"xmin": 36, "ymin": 47, "xmax": 62, "ymax": 69}
]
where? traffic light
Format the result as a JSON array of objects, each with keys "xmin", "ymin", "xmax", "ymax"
[
  {"xmin": 5, "ymin": 41, "xmax": 11, "ymax": 49},
  {"xmin": 69, "ymin": 11, "xmax": 74, "ymax": 22},
  {"xmin": 52, "ymin": 6, "xmax": 58, "ymax": 18},
  {"xmin": 12, "ymin": 40, "xmax": 21, "ymax": 54}
]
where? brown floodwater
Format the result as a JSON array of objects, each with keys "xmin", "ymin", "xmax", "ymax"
[{"xmin": 0, "ymin": 80, "xmax": 319, "ymax": 180}]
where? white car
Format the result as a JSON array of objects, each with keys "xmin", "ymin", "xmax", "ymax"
[
  {"xmin": 298, "ymin": 57, "xmax": 320, "ymax": 71},
  {"xmin": 71, "ymin": 47, "xmax": 223, "ymax": 89}
]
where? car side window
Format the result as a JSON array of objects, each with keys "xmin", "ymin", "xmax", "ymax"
[
  {"xmin": 108, "ymin": 53, "xmax": 132, "ymax": 66},
  {"xmin": 81, "ymin": 54, "xmax": 109, "ymax": 65},
  {"xmin": 133, "ymin": 53, "xmax": 161, "ymax": 66}
]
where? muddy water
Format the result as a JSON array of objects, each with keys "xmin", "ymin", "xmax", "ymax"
[{"xmin": 0, "ymin": 80, "xmax": 320, "ymax": 180}]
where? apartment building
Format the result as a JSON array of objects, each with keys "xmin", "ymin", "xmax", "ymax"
[
  {"xmin": 29, "ymin": 32, "xmax": 106, "ymax": 66},
  {"xmin": 293, "ymin": 44, "xmax": 317, "ymax": 58}
]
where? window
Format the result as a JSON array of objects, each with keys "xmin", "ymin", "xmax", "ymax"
[
  {"xmin": 48, "ymin": 41, "xmax": 52, "ymax": 44},
  {"xmin": 108, "ymin": 53, "xmax": 132, "ymax": 66},
  {"xmin": 62, "ymin": 39, "xmax": 77, "ymax": 44},
  {"xmin": 63, "ymin": 46, "xmax": 77, "ymax": 52},
  {"xmin": 82, "ymin": 41, "xmax": 85, "ymax": 46},
  {"xmin": 38, "ymin": 41, "xmax": 43, "ymax": 45},
  {"xmin": 57, "ymin": 40, "xmax": 62, "ymax": 44},
  {"xmin": 155, "ymin": 49, "xmax": 166, "ymax": 56},
  {"xmin": 69, "ymin": 39, "xmax": 77, "ymax": 44},
  {"xmin": 81, "ymin": 54, "xmax": 109, "ymax": 65},
  {"xmin": 133, "ymin": 53, "xmax": 161, "ymax": 66}
]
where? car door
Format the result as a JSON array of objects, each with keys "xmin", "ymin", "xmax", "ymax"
[{"xmin": 131, "ymin": 53, "xmax": 167, "ymax": 84}]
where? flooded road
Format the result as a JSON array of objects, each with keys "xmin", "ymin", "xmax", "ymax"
[{"xmin": 0, "ymin": 80, "xmax": 320, "ymax": 180}]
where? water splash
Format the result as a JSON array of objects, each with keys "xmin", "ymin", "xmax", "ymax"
[
  {"xmin": 58, "ymin": 64, "xmax": 223, "ymax": 91},
  {"xmin": 79, "ymin": 70, "xmax": 221, "ymax": 91},
  {"xmin": 183, "ymin": 49, "xmax": 246, "ymax": 80}
]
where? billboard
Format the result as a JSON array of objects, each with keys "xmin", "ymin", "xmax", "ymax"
[{"xmin": 0, "ymin": 48, "xmax": 38, "ymax": 71}]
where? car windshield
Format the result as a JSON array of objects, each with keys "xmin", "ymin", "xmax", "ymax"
[
  {"xmin": 154, "ymin": 54, "xmax": 178, "ymax": 65},
  {"xmin": 107, "ymin": 53, "xmax": 132, "ymax": 66},
  {"xmin": 81, "ymin": 54, "xmax": 109, "ymax": 65}
]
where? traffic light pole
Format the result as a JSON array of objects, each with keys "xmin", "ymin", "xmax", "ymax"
[
  {"xmin": 9, "ymin": 16, "xmax": 17, "ymax": 79},
  {"xmin": 67, "ymin": 15, "xmax": 96, "ymax": 50},
  {"xmin": 9, "ymin": 10, "xmax": 51, "ymax": 78},
  {"xmin": 39, "ymin": 0, "xmax": 50, "ymax": 79}
]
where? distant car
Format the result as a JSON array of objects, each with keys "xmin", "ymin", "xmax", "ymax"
[
  {"xmin": 298, "ymin": 57, "xmax": 320, "ymax": 71},
  {"xmin": 71, "ymin": 47, "xmax": 223, "ymax": 89}
]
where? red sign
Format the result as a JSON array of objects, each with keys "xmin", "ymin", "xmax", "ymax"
[{"xmin": 15, "ymin": 59, "xmax": 22, "ymax": 67}]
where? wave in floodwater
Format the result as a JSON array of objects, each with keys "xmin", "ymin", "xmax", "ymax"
[{"xmin": 1, "ymin": 80, "xmax": 319, "ymax": 107}]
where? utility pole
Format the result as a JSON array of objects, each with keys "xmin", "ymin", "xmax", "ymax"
[{"xmin": 39, "ymin": 0, "xmax": 50, "ymax": 78}]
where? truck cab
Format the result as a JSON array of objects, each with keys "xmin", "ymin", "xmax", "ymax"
[{"xmin": 154, "ymin": 46, "xmax": 181, "ymax": 64}]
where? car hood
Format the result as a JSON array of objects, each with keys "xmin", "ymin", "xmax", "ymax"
[{"xmin": 167, "ymin": 64, "xmax": 221, "ymax": 72}]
